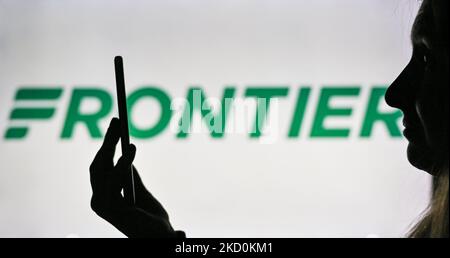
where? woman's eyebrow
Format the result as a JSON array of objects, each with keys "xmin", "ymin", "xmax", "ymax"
[
  {"xmin": 411, "ymin": 13, "xmax": 433, "ymax": 47},
  {"xmin": 412, "ymin": 33, "xmax": 432, "ymax": 49}
]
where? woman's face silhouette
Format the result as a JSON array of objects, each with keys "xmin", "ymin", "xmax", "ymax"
[{"xmin": 386, "ymin": 0, "xmax": 449, "ymax": 174}]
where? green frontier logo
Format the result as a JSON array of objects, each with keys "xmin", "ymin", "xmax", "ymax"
[{"xmin": 4, "ymin": 85, "xmax": 403, "ymax": 140}]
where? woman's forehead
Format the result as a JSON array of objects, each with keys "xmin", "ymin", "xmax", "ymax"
[
  {"xmin": 432, "ymin": 0, "xmax": 449, "ymax": 44},
  {"xmin": 411, "ymin": 1, "xmax": 432, "ymax": 45},
  {"xmin": 412, "ymin": 0, "xmax": 448, "ymax": 46}
]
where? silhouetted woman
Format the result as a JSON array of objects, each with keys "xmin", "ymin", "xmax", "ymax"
[
  {"xmin": 89, "ymin": 0, "xmax": 448, "ymax": 238},
  {"xmin": 385, "ymin": 0, "xmax": 448, "ymax": 238}
]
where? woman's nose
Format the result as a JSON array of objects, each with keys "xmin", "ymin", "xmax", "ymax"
[
  {"xmin": 385, "ymin": 61, "xmax": 413, "ymax": 110},
  {"xmin": 385, "ymin": 73, "xmax": 403, "ymax": 109}
]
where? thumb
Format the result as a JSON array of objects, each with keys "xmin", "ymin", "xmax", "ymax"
[
  {"xmin": 112, "ymin": 144, "xmax": 136, "ymax": 187},
  {"xmin": 115, "ymin": 144, "xmax": 136, "ymax": 173}
]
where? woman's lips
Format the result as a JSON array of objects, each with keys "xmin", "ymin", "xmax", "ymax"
[
  {"xmin": 403, "ymin": 127, "xmax": 415, "ymax": 141},
  {"xmin": 403, "ymin": 125, "xmax": 425, "ymax": 144},
  {"xmin": 402, "ymin": 118, "xmax": 422, "ymax": 142}
]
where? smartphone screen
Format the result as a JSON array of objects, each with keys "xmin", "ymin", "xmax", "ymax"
[{"xmin": 114, "ymin": 56, "xmax": 136, "ymax": 205}]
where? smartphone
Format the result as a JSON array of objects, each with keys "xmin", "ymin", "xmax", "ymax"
[{"xmin": 114, "ymin": 56, "xmax": 136, "ymax": 205}]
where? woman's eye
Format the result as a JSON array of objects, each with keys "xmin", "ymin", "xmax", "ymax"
[
  {"xmin": 419, "ymin": 49, "xmax": 433, "ymax": 69},
  {"xmin": 423, "ymin": 53, "xmax": 434, "ymax": 70},
  {"xmin": 413, "ymin": 45, "xmax": 433, "ymax": 68}
]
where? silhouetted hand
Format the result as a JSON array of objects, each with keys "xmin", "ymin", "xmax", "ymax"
[{"xmin": 89, "ymin": 117, "xmax": 185, "ymax": 238}]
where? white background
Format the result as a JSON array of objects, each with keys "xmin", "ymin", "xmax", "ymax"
[{"xmin": 0, "ymin": 0, "xmax": 429, "ymax": 237}]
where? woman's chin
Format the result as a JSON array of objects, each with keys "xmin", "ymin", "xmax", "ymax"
[{"xmin": 407, "ymin": 143, "xmax": 435, "ymax": 175}]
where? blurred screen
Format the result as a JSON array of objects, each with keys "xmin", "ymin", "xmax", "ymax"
[{"xmin": 0, "ymin": 0, "xmax": 429, "ymax": 237}]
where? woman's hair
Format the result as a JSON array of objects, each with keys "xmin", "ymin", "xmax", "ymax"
[
  {"xmin": 408, "ymin": 162, "xmax": 449, "ymax": 238},
  {"xmin": 407, "ymin": 0, "xmax": 449, "ymax": 238}
]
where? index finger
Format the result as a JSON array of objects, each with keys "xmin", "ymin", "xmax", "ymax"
[{"xmin": 92, "ymin": 117, "xmax": 121, "ymax": 167}]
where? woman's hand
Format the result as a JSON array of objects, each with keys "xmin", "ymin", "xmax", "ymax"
[{"xmin": 89, "ymin": 118, "xmax": 185, "ymax": 238}]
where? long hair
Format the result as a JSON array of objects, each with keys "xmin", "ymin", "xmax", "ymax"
[{"xmin": 408, "ymin": 162, "xmax": 449, "ymax": 238}]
